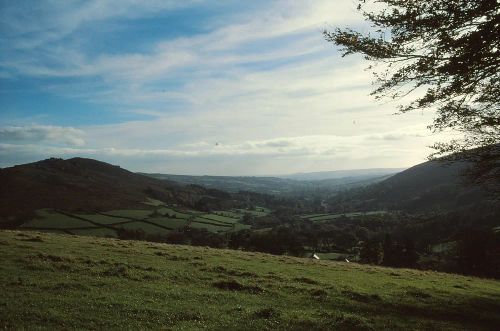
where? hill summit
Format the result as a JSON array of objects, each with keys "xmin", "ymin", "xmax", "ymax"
[{"xmin": 0, "ymin": 157, "xmax": 177, "ymax": 221}]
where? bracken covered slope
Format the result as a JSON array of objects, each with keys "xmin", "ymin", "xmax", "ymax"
[{"xmin": 329, "ymin": 160, "xmax": 496, "ymax": 213}]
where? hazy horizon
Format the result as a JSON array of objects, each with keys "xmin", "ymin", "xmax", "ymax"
[
  {"xmin": 2, "ymin": 155, "xmax": 407, "ymax": 178},
  {"xmin": 0, "ymin": 1, "xmax": 450, "ymax": 175},
  {"xmin": 144, "ymin": 166, "xmax": 407, "ymax": 178}
]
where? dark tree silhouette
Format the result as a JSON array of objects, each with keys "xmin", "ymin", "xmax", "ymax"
[
  {"xmin": 324, "ymin": 0, "xmax": 499, "ymax": 188},
  {"xmin": 360, "ymin": 239, "xmax": 383, "ymax": 264},
  {"xmin": 456, "ymin": 229, "xmax": 500, "ymax": 277}
]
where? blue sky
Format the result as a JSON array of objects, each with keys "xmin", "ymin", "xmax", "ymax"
[{"xmin": 0, "ymin": 0, "xmax": 443, "ymax": 175}]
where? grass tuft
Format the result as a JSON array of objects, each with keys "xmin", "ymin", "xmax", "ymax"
[
  {"xmin": 342, "ymin": 289, "xmax": 381, "ymax": 303},
  {"xmin": 405, "ymin": 287, "xmax": 433, "ymax": 299},
  {"xmin": 293, "ymin": 277, "xmax": 319, "ymax": 285},
  {"xmin": 335, "ymin": 313, "xmax": 374, "ymax": 330},
  {"xmin": 253, "ymin": 307, "xmax": 280, "ymax": 319},
  {"xmin": 212, "ymin": 279, "xmax": 264, "ymax": 294}
]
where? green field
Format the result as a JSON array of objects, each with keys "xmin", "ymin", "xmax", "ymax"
[
  {"xmin": 190, "ymin": 218, "xmax": 233, "ymax": 232},
  {"xmin": 117, "ymin": 221, "xmax": 172, "ymax": 235},
  {"xmin": 302, "ymin": 211, "xmax": 389, "ymax": 222},
  {"xmin": 18, "ymin": 205, "xmax": 254, "ymax": 238},
  {"xmin": 200, "ymin": 214, "xmax": 240, "ymax": 224},
  {"xmin": 142, "ymin": 198, "xmax": 166, "ymax": 207},
  {"xmin": 73, "ymin": 213, "xmax": 130, "ymax": 225},
  {"xmin": 20, "ymin": 210, "xmax": 98, "ymax": 229},
  {"xmin": 301, "ymin": 213, "xmax": 330, "ymax": 219},
  {"xmin": 146, "ymin": 217, "xmax": 189, "ymax": 229},
  {"xmin": 207, "ymin": 208, "xmax": 270, "ymax": 220},
  {"xmin": 101, "ymin": 209, "xmax": 153, "ymax": 220},
  {"xmin": 213, "ymin": 211, "xmax": 243, "ymax": 219},
  {"xmin": 1, "ymin": 230, "xmax": 499, "ymax": 330},
  {"xmin": 156, "ymin": 207, "xmax": 192, "ymax": 219}
]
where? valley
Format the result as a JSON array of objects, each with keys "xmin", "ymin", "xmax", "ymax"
[
  {"xmin": 2, "ymin": 1, "xmax": 498, "ymax": 329},
  {"xmin": 1, "ymin": 157, "xmax": 498, "ymax": 277},
  {"xmin": 1, "ymin": 156, "xmax": 499, "ymax": 330}
]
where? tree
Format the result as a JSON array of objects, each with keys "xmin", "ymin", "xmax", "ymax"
[
  {"xmin": 324, "ymin": 0, "xmax": 499, "ymax": 188},
  {"xmin": 456, "ymin": 228, "xmax": 500, "ymax": 277},
  {"xmin": 381, "ymin": 234, "xmax": 418, "ymax": 267},
  {"xmin": 382, "ymin": 234, "xmax": 396, "ymax": 266},
  {"xmin": 359, "ymin": 239, "xmax": 383, "ymax": 264}
]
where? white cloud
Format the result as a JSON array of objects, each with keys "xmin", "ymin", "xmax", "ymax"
[
  {"xmin": 2, "ymin": 0, "xmax": 360, "ymax": 82},
  {"xmin": 0, "ymin": 123, "xmax": 448, "ymax": 175},
  {"xmin": 0, "ymin": 1, "xmax": 454, "ymax": 175},
  {"xmin": 0, "ymin": 125, "xmax": 85, "ymax": 146}
]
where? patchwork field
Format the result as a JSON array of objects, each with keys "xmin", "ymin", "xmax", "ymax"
[
  {"xmin": 18, "ymin": 204, "xmax": 254, "ymax": 238},
  {"xmin": 1, "ymin": 230, "xmax": 499, "ymax": 330}
]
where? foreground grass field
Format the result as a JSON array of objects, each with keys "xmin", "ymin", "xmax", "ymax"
[{"xmin": 1, "ymin": 230, "xmax": 499, "ymax": 330}]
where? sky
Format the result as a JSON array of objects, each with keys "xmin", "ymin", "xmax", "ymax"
[{"xmin": 0, "ymin": 0, "xmax": 447, "ymax": 175}]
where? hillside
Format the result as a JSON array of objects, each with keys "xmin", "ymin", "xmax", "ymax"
[
  {"xmin": 0, "ymin": 157, "xmax": 244, "ymax": 223},
  {"xmin": 1, "ymin": 230, "xmax": 500, "ymax": 330},
  {"xmin": 328, "ymin": 160, "xmax": 496, "ymax": 213},
  {"xmin": 0, "ymin": 158, "xmax": 282, "ymax": 239},
  {"xmin": 0, "ymin": 158, "xmax": 181, "ymax": 222}
]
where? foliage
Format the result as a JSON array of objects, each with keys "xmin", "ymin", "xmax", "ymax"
[
  {"xmin": 456, "ymin": 228, "xmax": 500, "ymax": 276},
  {"xmin": 360, "ymin": 239, "xmax": 383, "ymax": 264},
  {"xmin": 379, "ymin": 234, "xmax": 418, "ymax": 268},
  {"xmin": 324, "ymin": 0, "xmax": 500, "ymax": 185}
]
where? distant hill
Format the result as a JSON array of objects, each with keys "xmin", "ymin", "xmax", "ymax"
[
  {"xmin": 328, "ymin": 159, "xmax": 497, "ymax": 213},
  {"xmin": 1, "ymin": 157, "xmax": 312, "ymax": 225},
  {"xmin": 141, "ymin": 174, "xmax": 298, "ymax": 194},
  {"xmin": 0, "ymin": 158, "xmax": 178, "ymax": 221},
  {"xmin": 0, "ymin": 157, "xmax": 240, "ymax": 222},
  {"xmin": 141, "ymin": 172, "xmax": 392, "ymax": 195},
  {"xmin": 280, "ymin": 168, "xmax": 404, "ymax": 181}
]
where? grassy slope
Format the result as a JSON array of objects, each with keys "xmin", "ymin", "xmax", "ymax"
[{"xmin": 1, "ymin": 231, "xmax": 499, "ymax": 330}]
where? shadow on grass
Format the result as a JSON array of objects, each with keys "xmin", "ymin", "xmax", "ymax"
[
  {"xmin": 349, "ymin": 292, "xmax": 500, "ymax": 330},
  {"xmin": 212, "ymin": 279, "xmax": 264, "ymax": 294}
]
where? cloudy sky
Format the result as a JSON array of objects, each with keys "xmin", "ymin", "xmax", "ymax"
[{"xmin": 0, "ymin": 0, "xmax": 445, "ymax": 175}]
